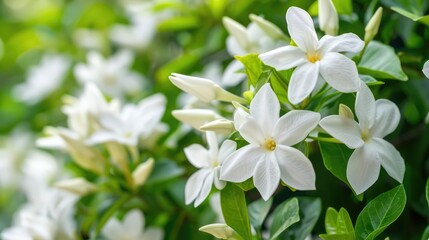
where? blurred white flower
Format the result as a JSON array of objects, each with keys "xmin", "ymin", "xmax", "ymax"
[
  {"xmin": 74, "ymin": 50, "xmax": 144, "ymax": 98},
  {"xmin": 88, "ymin": 93, "xmax": 166, "ymax": 146},
  {"xmin": 185, "ymin": 132, "xmax": 236, "ymax": 207},
  {"xmin": 319, "ymin": 84, "xmax": 405, "ymax": 194},
  {"xmin": 102, "ymin": 209, "xmax": 163, "ymax": 240},
  {"xmin": 260, "ymin": 7, "xmax": 364, "ymax": 104},
  {"xmin": 13, "ymin": 54, "xmax": 70, "ymax": 104},
  {"xmin": 73, "ymin": 29, "xmax": 105, "ymax": 51},
  {"xmin": 220, "ymin": 84, "xmax": 319, "ymax": 200},
  {"xmin": 318, "ymin": 0, "xmax": 339, "ymax": 35}
]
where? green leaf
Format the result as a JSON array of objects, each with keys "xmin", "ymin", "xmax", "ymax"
[
  {"xmin": 282, "ymin": 197, "xmax": 322, "ymax": 240},
  {"xmin": 270, "ymin": 197, "xmax": 300, "ymax": 240},
  {"xmin": 248, "ymin": 198, "xmax": 272, "ymax": 231},
  {"xmin": 157, "ymin": 15, "xmax": 201, "ymax": 31},
  {"xmin": 358, "ymin": 41, "xmax": 408, "ymax": 81},
  {"xmin": 422, "ymin": 225, "xmax": 429, "ymax": 240},
  {"xmin": 236, "ymin": 54, "xmax": 264, "ymax": 87},
  {"xmin": 426, "ymin": 178, "xmax": 429, "ymax": 207},
  {"xmin": 236, "ymin": 178, "xmax": 255, "ymax": 191},
  {"xmin": 320, "ymin": 208, "xmax": 355, "ymax": 240},
  {"xmin": 391, "ymin": 7, "xmax": 429, "ymax": 26},
  {"xmin": 355, "ymin": 185, "xmax": 407, "ymax": 240},
  {"xmin": 220, "ymin": 183, "xmax": 252, "ymax": 240},
  {"xmin": 146, "ymin": 160, "xmax": 185, "ymax": 184}
]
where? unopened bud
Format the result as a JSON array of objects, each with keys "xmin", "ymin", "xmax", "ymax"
[
  {"xmin": 222, "ymin": 17, "xmax": 250, "ymax": 51},
  {"xmin": 55, "ymin": 178, "xmax": 98, "ymax": 196},
  {"xmin": 132, "ymin": 158, "xmax": 155, "ymax": 186},
  {"xmin": 249, "ymin": 14, "xmax": 289, "ymax": 41},
  {"xmin": 172, "ymin": 109, "xmax": 220, "ymax": 130},
  {"xmin": 200, "ymin": 119, "xmax": 235, "ymax": 134},
  {"xmin": 319, "ymin": 0, "xmax": 339, "ymax": 36},
  {"xmin": 365, "ymin": 7, "xmax": 383, "ymax": 43}
]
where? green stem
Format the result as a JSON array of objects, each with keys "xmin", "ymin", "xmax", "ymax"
[{"xmin": 308, "ymin": 136, "xmax": 342, "ymax": 144}]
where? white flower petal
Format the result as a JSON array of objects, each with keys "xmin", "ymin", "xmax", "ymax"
[
  {"xmin": 226, "ymin": 37, "xmax": 247, "ymax": 56},
  {"xmin": 259, "ymin": 46, "xmax": 306, "ymax": 71},
  {"xmin": 142, "ymin": 227, "xmax": 164, "ymax": 240},
  {"xmin": 233, "ymin": 108, "xmax": 250, "ymax": 130},
  {"xmin": 288, "ymin": 62, "xmax": 320, "ymax": 104},
  {"xmin": 194, "ymin": 172, "xmax": 214, "ymax": 207},
  {"xmin": 236, "ymin": 115, "xmax": 265, "ymax": 145},
  {"xmin": 355, "ymin": 83, "xmax": 375, "ymax": 130},
  {"xmin": 423, "ymin": 60, "xmax": 429, "ymax": 78},
  {"xmin": 318, "ymin": 33, "xmax": 364, "ymax": 54},
  {"xmin": 250, "ymin": 83, "xmax": 280, "ymax": 136},
  {"xmin": 102, "ymin": 218, "xmax": 124, "ymax": 240},
  {"xmin": 346, "ymin": 144, "xmax": 381, "ymax": 194},
  {"xmin": 319, "ymin": 115, "xmax": 364, "ymax": 149},
  {"xmin": 319, "ymin": 52, "xmax": 361, "ymax": 93},
  {"xmin": 221, "ymin": 60, "xmax": 246, "ymax": 87},
  {"xmin": 223, "ymin": 17, "xmax": 250, "ymax": 53},
  {"xmin": 214, "ymin": 167, "xmax": 227, "ymax": 190},
  {"xmin": 123, "ymin": 210, "xmax": 144, "ymax": 238},
  {"xmin": 318, "ymin": 0, "xmax": 338, "ymax": 35},
  {"xmin": 253, "ymin": 153, "xmax": 280, "ymax": 200},
  {"xmin": 206, "ymin": 131, "xmax": 219, "ymax": 158},
  {"xmin": 274, "ymin": 110, "xmax": 321, "ymax": 146},
  {"xmin": 218, "ymin": 140, "xmax": 237, "ymax": 164},
  {"xmin": 220, "ymin": 145, "xmax": 263, "ymax": 182},
  {"xmin": 275, "ymin": 145, "xmax": 316, "ymax": 190},
  {"xmin": 185, "ymin": 169, "xmax": 211, "ymax": 205},
  {"xmin": 371, "ymin": 138, "xmax": 405, "ymax": 183},
  {"xmin": 371, "ymin": 99, "xmax": 400, "ymax": 138},
  {"xmin": 286, "ymin": 7, "xmax": 318, "ymax": 52},
  {"xmin": 184, "ymin": 144, "xmax": 210, "ymax": 168}
]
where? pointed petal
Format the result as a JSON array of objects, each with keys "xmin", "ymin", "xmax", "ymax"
[
  {"xmin": 275, "ymin": 145, "xmax": 316, "ymax": 190},
  {"xmin": 319, "ymin": 52, "xmax": 361, "ymax": 93},
  {"xmin": 423, "ymin": 60, "xmax": 429, "ymax": 78},
  {"xmin": 371, "ymin": 99, "xmax": 400, "ymax": 138},
  {"xmin": 214, "ymin": 167, "xmax": 227, "ymax": 190},
  {"xmin": 288, "ymin": 62, "xmax": 320, "ymax": 104},
  {"xmin": 371, "ymin": 138, "xmax": 405, "ymax": 183},
  {"xmin": 274, "ymin": 110, "xmax": 321, "ymax": 146},
  {"xmin": 319, "ymin": 115, "xmax": 364, "ymax": 149},
  {"xmin": 286, "ymin": 7, "xmax": 318, "ymax": 52},
  {"xmin": 253, "ymin": 153, "xmax": 280, "ymax": 200},
  {"xmin": 123, "ymin": 210, "xmax": 144, "ymax": 238},
  {"xmin": 194, "ymin": 172, "xmax": 214, "ymax": 207},
  {"xmin": 259, "ymin": 46, "xmax": 306, "ymax": 71},
  {"xmin": 185, "ymin": 169, "xmax": 211, "ymax": 205},
  {"xmin": 233, "ymin": 108, "xmax": 250, "ymax": 130},
  {"xmin": 220, "ymin": 145, "xmax": 263, "ymax": 182},
  {"xmin": 355, "ymin": 83, "xmax": 376, "ymax": 129},
  {"xmin": 250, "ymin": 83, "xmax": 280, "ymax": 136},
  {"xmin": 184, "ymin": 144, "xmax": 210, "ymax": 168},
  {"xmin": 218, "ymin": 140, "xmax": 237, "ymax": 164},
  {"xmin": 223, "ymin": 17, "xmax": 250, "ymax": 52},
  {"xmin": 318, "ymin": 33, "xmax": 364, "ymax": 54},
  {"xmin": 235, "ymin": 114, "xmax": 265, "ymax": 145},
  {"xmin": 206, "ymin": 131, "xmax": 219, "ymax": 158},
  {"xmin": 221, "ymin": 60, "xmax": 246, "ymax": 87},
  {"xmin": 347, "ymin": 144, "xmax": 381, "ymax": 194}
]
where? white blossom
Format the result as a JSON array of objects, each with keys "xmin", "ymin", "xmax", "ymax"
[
  {"xmin": 220, "ymin": 83, "xmax": 319, "ymax": 200},
  {"xmin": 185, "ymin": 132, "xmax": 236, "ymax": 207},
  {"xmin": 319, "ymin": 83, "xmax": 405, "ymax": 194},
  {"xmin": 259, "ymin": 7, "xmax": 364, "ymax": 104}
]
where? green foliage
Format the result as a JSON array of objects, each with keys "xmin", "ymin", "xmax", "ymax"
[
  {"xmin": 269, "ymin": 198, "xmax": 300, "ymax": 240},
  {"xmin": 248, "ymin": 198, "xmax": 272, "ymax": 232},
  {"xmin": 320, "ymin": 208, "xmax": 355, "ymax": 240}
]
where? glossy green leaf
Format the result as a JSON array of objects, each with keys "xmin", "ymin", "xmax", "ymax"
[
  {"xmin": 270, "ymin": 197, "xmax": 300, "ymax": 240},
  {"xmin": 220, "ymin": 183, "xmax": 252, "ymax": 240},
  {"xmin": 358, "ymin": 41, "xmax": 408, "ymax": 81},
  {"xmin": 391, "ymin": 7, "xmax": 429, "ymax": 26},
  {"xmin": 426, "ymin": 178, "xmax": 429, "ymax": 207},
  {"xmin": 282, "ymin": 197, "xmax": 322, "ymax": 240},
  {"xmin": 320, "ymin": 208, "xmax": 355, "ymax": 240},
  {"xmin": 236, "ymin": 54, "xmax": 264, "ymax": 87},
  {"xmin": 248, "ymin": 198, "xmax": 272, "ymax": 231},
  {"xmin": 355, "ymin": 185, "xmax": 406, "ymax": 240},
  {"xmin": 236, "ymin": 178, "xmax": 255, "ymax": 191}
]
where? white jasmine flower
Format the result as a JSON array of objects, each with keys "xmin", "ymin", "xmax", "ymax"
[
  {"xmin": 220, "ymin": 84, "xmax": 320, "ymax": 200},
  {"xmin": 185, "ymin": 132, "xmax": 236, "ymax": 207},
  {"xmin": 74, "ymin": 50, "xmax": 143, "ymax": 98},
  {"xmin": 259, "ymin": 7, "xmax": 364, "ymax": 104},
  {"xmin": 13, "ymin": 54, "xmax": 70, "ymax": 104},
  {"xmin": 102, "ymin": 210, "xmax": 163, "ymax": 240},
  {"xmin": 423, "ymin": 60, "xmax": 429, "ymax": 78},
  {"xmin": 318, "ymin": 0, "xmax": 339, "ymax": 36},
  {"xmin": 88, "ymin": 93, "xmax": 166, "ymax": 146},
  {"xmin": 319, "ymin": 84, "xmax": 405, "ymax": 194}
]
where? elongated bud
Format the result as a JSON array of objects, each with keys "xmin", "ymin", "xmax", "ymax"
[
  {"xmin": 132, "ymin": 158, "xmax": 155, "ymax": 186},
  {"xmin": 249, "ymin": 14, "xmax": 289, "ymax": 41},
  {"xmin": 172, "ymin": 109, "xmax": 220, "ymax": 130},
  {"xmin": 169, "ymin": 73, "xmax": 246, "ymax": 103},
  {"xmin": 319, "ymin": 0, "xmax": 339, "ymax": 36},
  {"xmin": 222, "ymin": 17, "xmax": 249, "ymax": 50},
  {"xmin": 199, "ymin": 223, "xmax": 237, "ymax": 239},
  {"xmin": 339, "ymin": 104, "xmax": 354, "ymax": 119},
  {"xmin": 365, "ymin": 7, "xmax": 383, "ymax": 43},
  {"xmin": 55, "ymin": 178, "xmax": 98, "ymax": 196},
  {"xmin": 106, "ymin": 142, "xmax": 128, "ymax": 171},
  {"xmin": 200, "ymin": 119, "xmax": 235, "ymax": 134}
]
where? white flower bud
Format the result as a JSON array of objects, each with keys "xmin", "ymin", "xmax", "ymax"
[
  {"xmin": 172, "ymin": 109, "xmax": 220, "ymax": 130},
  {"xmin": 169, "ymin": 73, "xmax": 245, "ymax": 103},
  {"xmin": 199, "ymin": 223, "xmax": 237, "ymax": 239},
  {"xmin": 318, "ymin": 0, "xmax": 339, "ymax": 36},
  {"xmin": 222, "ymin": 17, "xmax": 250, "ymax": 51},
  {"xmin": 55, "ymin": 178, "xmax": 98, "ymax": 196},
  {"xmin": 200, "ymin": 119, "xmax": 235, "ymax": 134},
  {"xmin": 339, "ymin": 104, "xmax": 354, "ymax": 119},
  {"xmin": 132, "ymin": 158, "xmax": 154, "ymax": 186},
  {"xmin": 249, "ymin": 14, "xmax": 288, "ymax": 40},
  {"xmin": 365, "ymin": 7, "xmax": 383, "ymax": 43}
]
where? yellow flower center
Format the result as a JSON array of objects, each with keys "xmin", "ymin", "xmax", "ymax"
[
  {"xmin": 307, "ymin": 53, "xmax": 320, "ymax": 63},
  {"xmin": 361, "ymin": 129, "xmax": 371, "ymax": 142},
  {"xmin": 264, "ymin": 138, "xmax": 277, "ymax": 151}
]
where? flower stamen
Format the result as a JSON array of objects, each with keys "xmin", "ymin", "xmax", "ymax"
[
  {"xmin": 307, "ymin": 54, "xmax": 320, "ymax": 63},
  {"xmin": 264, "ymin": 138, "xmax": 277, "ymax": 151}
]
